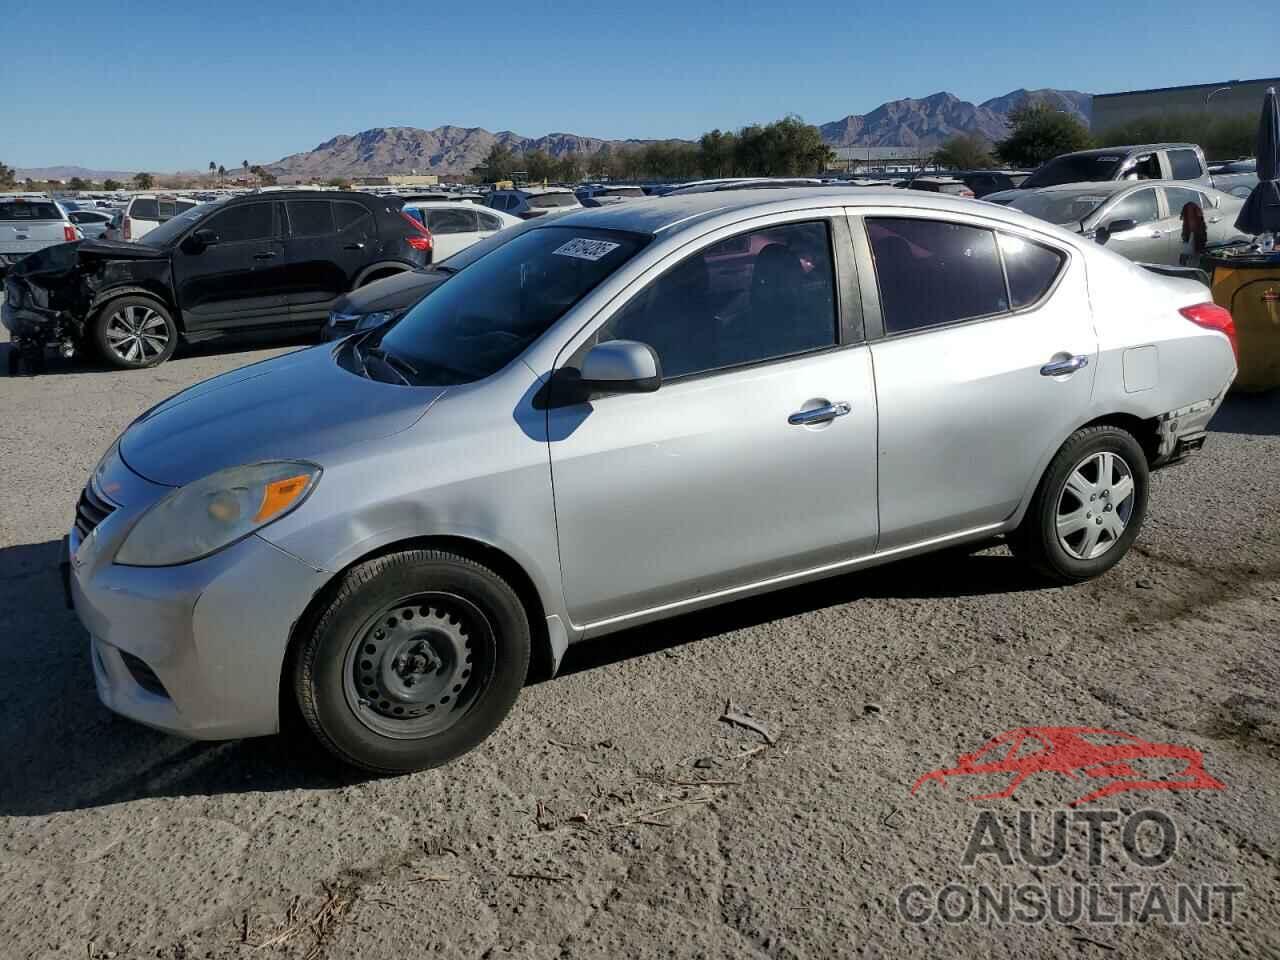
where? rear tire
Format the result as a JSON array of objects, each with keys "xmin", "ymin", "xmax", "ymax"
[
  {"xmin": 93, "ymin": 296, "xmax": 178, "ymax": 369},
  {"xmin": 1010, "ymin": 425, "xmax": 1149, "ymax": 584},
  {"xmin": 292, "ymin": 549, "xmax": 530, "ymax": 774}
]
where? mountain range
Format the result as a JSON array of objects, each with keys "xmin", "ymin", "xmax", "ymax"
[
  {"xmin": 264, "ymin": 87, "xmax": 1091, "ymax": 177},
  {"xmin": 16, "ymin": 87, "xmax": 1092, "ymax": 181}
]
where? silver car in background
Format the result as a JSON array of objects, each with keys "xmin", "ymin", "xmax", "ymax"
[
  {"xmin": 68, "ymin": 189, "xmax": 1237, "ymax": 774},
  {"xmin": 999, "ymin": 180, "xmax": 1248, "ymax": 266}
]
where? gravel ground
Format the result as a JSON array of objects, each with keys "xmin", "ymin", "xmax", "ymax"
[{"xmin": 1, "ymin": 333, "xmax": 1277, "ymax": 960}]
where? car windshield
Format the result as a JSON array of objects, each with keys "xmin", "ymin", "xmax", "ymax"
[
  {"xmin": 1021, "ymin": 154, "xmax": 1124, "ymax": 189},
  {"xmin": 139, "ymin": 202, "xmax": 216, "ymax": 247},
  {"xmin": 371, "ymin": 226, "xmax": 646, "ymax": 385},
  {"xmin": 1006, "ymin": 190, "xmax": 1110, "ymax": 226}
]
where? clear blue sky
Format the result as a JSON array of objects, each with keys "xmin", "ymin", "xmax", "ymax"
[{"xmin": 4, "ymin": 0, "xmax": 1273, "ymax": 172}]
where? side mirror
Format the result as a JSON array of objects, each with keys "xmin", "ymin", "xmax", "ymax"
[
  {"xmin": 577, "ymin": 340, "xmax": 662, "ymax": 397},
  {"xmin": 1106, "ymin": 218, "xmax": 1137, "ymax": 235},
  {"xmin": 186, "ymin": 228, "xmax": 219, "ymax": 251}
]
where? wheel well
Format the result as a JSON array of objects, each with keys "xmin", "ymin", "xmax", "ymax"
[
  {"xmin": 356, "ymin": 266, "xmax": 406, "ymax": 288},
  {"xmin": 279, "ymin": 535, "xmax": 553, "ymax": 730},
  {"xmin": 90, "ymin": 289, "xmax": 181, "ymax": 332},
  {"xmin": 1079, "ymin": 413, "xmax": 1161, "ymax": 465}
]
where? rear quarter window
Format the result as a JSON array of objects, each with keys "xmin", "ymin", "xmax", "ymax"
[{"xmin": 998, "ymin": 235, "xmax": 1065, "ymax": 308}]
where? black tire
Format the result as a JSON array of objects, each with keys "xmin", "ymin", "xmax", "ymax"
[
  {"xmin": 292, "ymin": 549, "xmax": 531, "ymax": 774},
  {"xmin": 92, "ymin": 296, "xmax": 178, "ymax": 369},
  {"xmin": 1010, "ymin": 425, "xmax": 1149, "ymax": 584}
]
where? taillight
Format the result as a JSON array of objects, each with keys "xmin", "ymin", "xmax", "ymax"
[
  {"xmin": 123, "ymin": 216, "xmax": 132, "ymax": 240},
  {"xmin": 400, "ymin": 211, "xmax": 433, "ymax": 252},
  {"xmin": 1179, "ymin": 302, "xmax": 1237, "ymax": 363},
  {"xmin": 64, "ymin": 225, "xmax": 77, "ymax": 242}
]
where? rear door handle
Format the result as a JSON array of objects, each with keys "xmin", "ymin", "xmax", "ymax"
[
  {"xmin": 344, "ymin": 242, "xmax": 365, "ymax": 250},
  {"xmin": 788, "ymin": 401, "xmax": 851, "ymax": 425},
  {"xmin": 253, "ymin": 251, "xmax": 278, "ymax": 260},
  {"xmin": 1040, "ymin": 355, "xmax": 1089, "ymax": 376}
]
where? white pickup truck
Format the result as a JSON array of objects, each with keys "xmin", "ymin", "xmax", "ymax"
[
  {"xmin": 0, "ymin": 196, "xmax": 79, "ymax": 276},
  {"xmin": 985, "ymin": 143, "xmax": 1259, "ymax": 205}
]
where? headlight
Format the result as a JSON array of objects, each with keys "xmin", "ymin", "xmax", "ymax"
[
  {"xmin": 353, "ymin": 309, "xmax": 403, "ymax": 331},
  {"xmin": 115, "ymin": 461, "xmax": 321, "ymax": 567},
  {"xmin": 328, "ymin": 309, "xmax": 403, "ymax": 332}
]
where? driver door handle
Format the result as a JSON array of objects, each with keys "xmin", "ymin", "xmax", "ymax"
[
  {"xmin": 789, "ymin": 401, "xmax": 851, "ymax": 426},
  {"xmin": 344, "ymin": 242, "xmax": 365, "ymax": 250},
  {"xmin": 1040, "ymin": 355, "xmax": 1089, "ymax": 376},
  {"xmin": 253, "ymin": 251, "xmax": 278, "ymax": 260}
]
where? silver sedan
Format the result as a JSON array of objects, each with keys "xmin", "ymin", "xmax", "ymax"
[
  {"xmin": 995, "ymin": 180, "xmax": 1249, "ymax": 265},
  {"xmin": 68, "ymin": 189, "xmax": 1238, "ymax": 773}
]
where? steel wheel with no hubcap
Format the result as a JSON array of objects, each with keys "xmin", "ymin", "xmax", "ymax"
[
  {"xmin": 105, "ymin": 305, "xmax": 170, "ymax": 363},
  {"xmin": 1055, "ymin": 451, "xmax": 1135, "ymax": 561},
  {"xmin": 341, "ymin": 592, "xmax": 492, "ymax": 740}
]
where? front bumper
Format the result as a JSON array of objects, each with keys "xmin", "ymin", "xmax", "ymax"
[{"xmin": 68, "ymin": 450, "xmax": 331, "ymax": 740}]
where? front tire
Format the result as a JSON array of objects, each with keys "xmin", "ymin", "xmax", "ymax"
[
  {"xmin": 1010, "ymin": 425, "xmax": 1149, "ymax": 584},
  {"xmin": 292, "ymin": 549, "xmax": 531, "ymax": 774},
  {"xmin": 93, "ymin": 296, "xmax": 178, "ymax": 369}
]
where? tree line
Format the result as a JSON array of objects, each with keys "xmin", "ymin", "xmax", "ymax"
[
  {"xmin": 930, "ymin": 102, "xmax": 1257, "ymax": 172},
  {"xmin": 472, "ymin": 115, "xmax": 835, "ymax": 183}
]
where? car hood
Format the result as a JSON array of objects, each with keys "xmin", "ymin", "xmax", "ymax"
[
  {"xmin": 119, "ymin": 344, "xmax": 444, "ymax": 486},
  {"xmin": 332, "ymin": 269, "xmax": 446, "ymax": 315}
]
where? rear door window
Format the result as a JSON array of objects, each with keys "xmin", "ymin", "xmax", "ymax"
[
  {"xmin": 477, "ymin": 212, "xmax": 504, "ymax": 231},
  {"xmin": 1164, "ymin": 186, "xmax": 1206, "ymax": 216},
  {"xmin": 867, "ymin": 218, "xmax": 1008, "ymax": 334},
  {"xmin": 1167, "ymin": 149, "xmax": 1204, "ymax": 181},
  {"xmin": 286, "ymin": 200, "xmax": 335, "ymax": 237},
  {"xmin": 334, "ymin": 202, "xmax": 373, "ymax": 234}
]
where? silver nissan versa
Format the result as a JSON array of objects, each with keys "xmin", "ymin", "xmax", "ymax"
[{"xmin": 68, "ymin": 188, "xmax": 1237, "ymax": 773}]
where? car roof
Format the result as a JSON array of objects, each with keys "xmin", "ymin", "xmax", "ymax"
[
  {"xmin": 1024, "ymin": 179, "xmax": 1216, "ymax": 196},
  {"xmin": 547, "ymin": 186, "xmax": 1049, "ymax": 237},
  {"xmin": 1061, "ymin": 143, "xmax": 1197, "ymax": 158}
]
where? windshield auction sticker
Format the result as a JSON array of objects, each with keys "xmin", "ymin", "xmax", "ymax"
[{"xmin": 553, "ymin": 238, "xmax": 621, "ymax": 261}]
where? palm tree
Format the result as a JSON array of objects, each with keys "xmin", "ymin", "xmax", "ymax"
[
  {"xmin": 242, "ymin": 160, "xmax": 249, "ymax": 177},
  {"xmin": 208, "ymin": 161, "xmax": 216, "ymax": 184}
]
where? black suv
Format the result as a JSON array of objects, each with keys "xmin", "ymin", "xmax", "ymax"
[{"xmin": 2, "ymin": 191, "xmax": 433, "ymax": 371}]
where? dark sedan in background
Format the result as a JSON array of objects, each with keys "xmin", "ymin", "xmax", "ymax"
[{"xmin": 4, "ymin": 191, "xmax": 433, "ymax": 371}]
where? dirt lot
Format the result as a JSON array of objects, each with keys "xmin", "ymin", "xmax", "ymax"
[{"xmin": 1, "ymin": 334, "xmax": 1278, "ymax": 960}]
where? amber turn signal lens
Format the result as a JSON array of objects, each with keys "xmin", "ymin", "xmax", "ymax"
[{"xmin": 255, "ymin": 475, "xmax": 312, "ymax": 523}]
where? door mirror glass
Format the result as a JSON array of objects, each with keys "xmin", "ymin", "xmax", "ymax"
[
  {"xmin": 1105, "ymin": 218, "xmax": 1137, "ymax": 235},
  {"xmin": 578, "ymin": 340, "xmax": 662, "ymax": 395},
  {"xmin": 187, "ymin": 227, "xmax": 219, "ymax": 250}
]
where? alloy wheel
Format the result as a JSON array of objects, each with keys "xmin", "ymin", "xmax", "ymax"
[
  {"xmin": 1055, "ymin": 451, "xmax": 1136, "ymax": 561},
  {"xmin": 105, "ymin": 305, "xmax": 170, "ymax": 364}
]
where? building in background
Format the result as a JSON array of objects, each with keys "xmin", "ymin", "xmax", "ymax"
[
  {"xmin": 1094, "ymin": 78, "xmax": 1280, "ymax": 132},
  {"xmin": 828, "ymin": 146, "xmax": 936, "ymax": 175}
]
